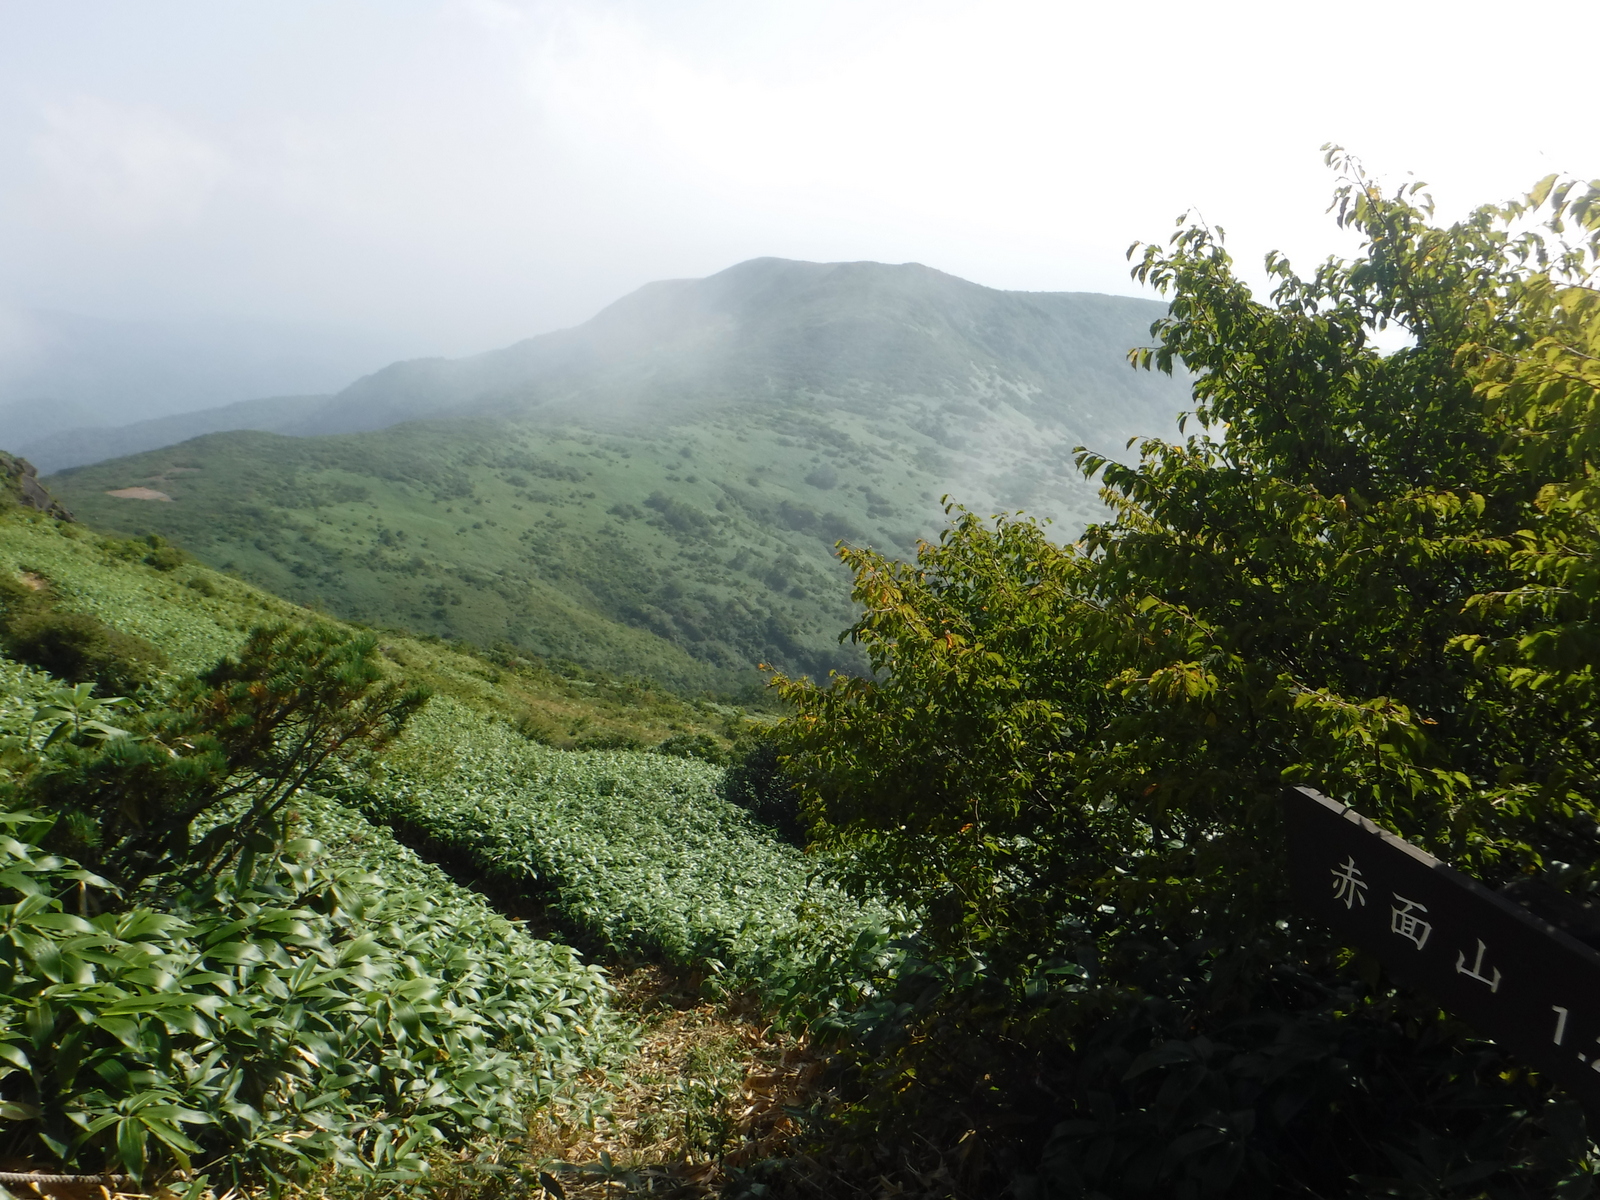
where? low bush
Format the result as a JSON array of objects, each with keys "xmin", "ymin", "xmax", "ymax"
[
  {"xmin": 570, "ymin": 730, "xmax": 645, "ymax": 752},
  {"xmin": 3, "ymin": 608, "xmax": 165, "ymax": 695},
  {"xmin": 652, "ymin": 731, "xmax": 727, "ymax": 764},
  {"xmin": 140, "ymin": 535, "xmax": 187, "ymax": 571},
  {"xmin": 10, "ymin": 622, "xmax": 427, "ymax": 890},
  {"xmin": 0, "ymin": 571, "xmax": 166, "ymax": 696},
  {"xmin": 0, "ymin": 573, "xmax": 37, "ymax": 622}
]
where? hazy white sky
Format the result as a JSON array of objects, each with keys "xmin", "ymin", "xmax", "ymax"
[{"xmin": 1, "ymin": 0, "xmax": 1595, "ymax": 356}]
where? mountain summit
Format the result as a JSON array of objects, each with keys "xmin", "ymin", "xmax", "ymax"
[
  {"xmin": 50, "ymin": 260, "xmax": 1190, "ymax": 687},
  {"xmin": 315, "ymin": 258, "xmax": 1184, "ymax": 439}
]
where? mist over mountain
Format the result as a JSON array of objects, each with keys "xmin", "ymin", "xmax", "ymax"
[
  {"xmin": 309, "ymin": 258, "xmax": 1185, "ymax": 439},
  {"xmin": 50, "ymin": 258, "xmax": 1190, "ymax": 688},
  {"xmin": 38, "ymin": 259, "xmax": 1188, "ymax": 500},
  {"xmin": 0, "ymin": 309, "xmax": 405, "ymax": 450}
]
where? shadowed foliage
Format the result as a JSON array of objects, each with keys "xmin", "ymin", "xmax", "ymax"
[{"xmin": 770, "ymin": 160, "xmax": 1600, "ymax": 1197}]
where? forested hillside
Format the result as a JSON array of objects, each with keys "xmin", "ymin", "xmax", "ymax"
[{"xmin": 47, "ymin": 260, "xmax": 1189, "ymax": 688}]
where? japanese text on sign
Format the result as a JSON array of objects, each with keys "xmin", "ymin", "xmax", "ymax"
[{"xmin": 1282, "ymin": 787, "xmax": 1600, "ymax": 1110}]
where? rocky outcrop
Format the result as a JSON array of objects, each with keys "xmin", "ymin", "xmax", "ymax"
[{"xmin": 0, "ymin": 452, "xmax": 74, "ymax": 521}]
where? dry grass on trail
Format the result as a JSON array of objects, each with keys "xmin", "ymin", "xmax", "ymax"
[
  {"xmin": 314, "ymin": 965, "xmax": 824, "ymax": 1200},
  {"xmin": 521, "ymin": 964, "xmax": 823, "ymax": 1198}
]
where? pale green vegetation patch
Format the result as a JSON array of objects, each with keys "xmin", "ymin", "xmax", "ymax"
[
  {"xmin": 350, "ymin": 695, "xmax": 894, "ymax": 988},
  {"xmin": 0, "ymin": 512, "xmax": 281, "ymax": 671}
]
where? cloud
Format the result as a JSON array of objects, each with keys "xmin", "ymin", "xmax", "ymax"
[
  {"xmin": 30, "ymin": 97, "xmax": 228, "ymax": 235},
  {"xmin": 453, "ymin": 0, "xmax": 535, "ymax": 33},
  {"xmin": 0, "ymin": 0, "xmax": 1593, "ymax": 352},
  {"xmin": 0, "ymin": 307, "xmax": 51, "ymax": 370}
]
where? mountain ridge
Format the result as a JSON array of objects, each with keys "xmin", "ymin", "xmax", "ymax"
[
  {"xmin": 20, "ymin": 394, "xmax": 332, "ymax": 474},
  {"xmin": 318, "ymin": 258, "xmax": 1178, "ymax": 435},
  {"xmin": 0, "ymin": 308, "xmax": 405, "ymax": 450},
  {"xmin": 29, "ymin": 259, "xmax": 1179, "ymax": 473},
  {"xmin": 46, "ymin": 257, "xmax": 1190, "ymax": 689}
]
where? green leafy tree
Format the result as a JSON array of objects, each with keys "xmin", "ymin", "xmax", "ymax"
[
  {"xmin": 772, "ymin": 158, "xmax": 1600, "ymax": 1197},
  {"xmin": 720, "ymin": 732, "xmax": 804, "ymax": 843}
]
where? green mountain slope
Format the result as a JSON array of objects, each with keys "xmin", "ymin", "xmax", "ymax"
[
  {"xmin": 0, "ymin": 473, "xmax": 827, "ymax": 1182},
  {"xmin": 49, "ymin": 259, "xmax": 1188, "ymax": 688},
  {"xmin": 0, "ymin": 504, "xmax": 730, "ymax": 749},
  {"xmin": 303, "ymin": 258, "xmax": 1187, "ymax": 446}
]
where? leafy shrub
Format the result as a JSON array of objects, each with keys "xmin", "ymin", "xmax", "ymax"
[
  {"xmin": 141, "ymin": 535, "xmax": 187, "ymax": 571},
  {"xmin": 3, "ymin": 608, "xmax": 164, "ymax": 695},
  {"xmin": 653, "ymin": 731, "xmax": 727, "ymax": 764},
  {"xmin": 643, "ymin": 492, "xmax": 712, "ymax": 536},
  {"xmin": 514, "ymin": 711, "xmax": 558, "ymax": 744},
  {"xmin": 0, "ymin": 567, "xmax": 167, "ymax": 696},
  {"xmin": 720, "ymin": 735, "xmax": 802, "ymax": 844},
  {"xmin": 571, "ymin": 730, "xmax": 644, "ymax": 752},
  {"xmin": 11, "ymin": 622, "xmax": 428, "ymax": 889},
  {"xmin": 0, "ymin": 573, "xmax": 37, "ymax": 622}
]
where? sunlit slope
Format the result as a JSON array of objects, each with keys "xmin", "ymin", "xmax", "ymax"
[
  {"xmin": 0, "ymin": 507, "xmax": 728, "ymax": 746},
  {"xmin": 51, "ymin": 259, "xmax": 1189, "ymax": 685}
]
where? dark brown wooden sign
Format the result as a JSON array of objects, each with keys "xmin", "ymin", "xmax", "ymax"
[{"xmin": 1282, "ymin": 785, "xmax": 1600, "ymax": 1108}]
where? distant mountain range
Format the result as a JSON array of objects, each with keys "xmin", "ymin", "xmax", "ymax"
[
  {"xmin": 47, "ymin": 258, "xmax": 1191, "ymax": 690},
  {"xmin": 18, "ymin": 392, "xmax": 334, "ymax": 473},
  {"xmin": 0, "ymin": 309, "xmax": 405, "ymax": 458},
  {"xmin": 20, "ymin": 394, "xmax": 333, "ymax": 475}
]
